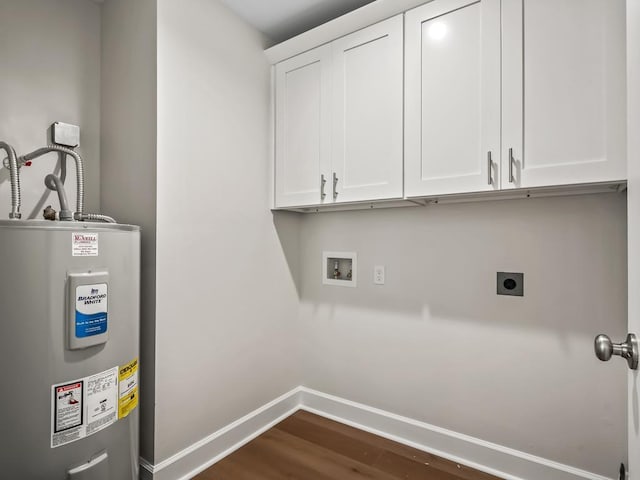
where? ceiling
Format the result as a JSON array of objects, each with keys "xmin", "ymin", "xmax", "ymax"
[{"xmin": 220, "ymin": 0, "xmax": 377, "ymax": 46}]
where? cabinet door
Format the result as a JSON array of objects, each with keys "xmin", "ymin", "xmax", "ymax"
[
  {"xmin": 274, "ymin": 45, "xmax": 332, "ymax": 208},
  {"xmin": 331, "ymin": 15, "xmax": 404, "ymax": 203},
  {"xmin": 405, "ymin": 0, "xmax": 501, "ymax": 197},
  {"xmin": 502, "ymin": 0, "xmax": 627, "ymax": 189}
]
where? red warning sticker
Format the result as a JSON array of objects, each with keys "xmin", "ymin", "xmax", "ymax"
[
  {"xmin": 51, "ymin": 366, "xmax": 118, "ymax": 448},
  {"xmin": 52, "ymin": 380, "xmax": 84, "ymax": 447}
]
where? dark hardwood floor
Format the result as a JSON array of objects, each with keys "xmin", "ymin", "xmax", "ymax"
[{"xmin": 193, "ymin": 410, "xmax": 503, "ymax": 480}]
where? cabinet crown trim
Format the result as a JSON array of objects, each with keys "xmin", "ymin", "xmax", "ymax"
[{"xmin": 265, "ymin": 0, "xmax": 430, "ymax": 64}]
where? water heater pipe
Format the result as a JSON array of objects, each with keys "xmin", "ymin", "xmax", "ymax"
[
  {"xmin": 9, "ymin": 143, "xmax": 116, "ymax": 223},
  {"xmin": 21, "ymin": 145, "xmax": 84, "ymax": 217},
  {"xmin": 79, "ymin": 213, "xmax": 117, "ymax": 223},
  {"xmin": 44, "ymin": 174, "xmax": 73, "ymax": 221},
  {"xmin": 0, "ymin": 141, "xmax": 21, "ymax": 219}
]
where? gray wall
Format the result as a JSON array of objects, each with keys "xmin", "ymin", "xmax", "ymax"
[
  {"xmin": 100, "ymin": 0, "xmax": 157, "ymax": 462},
  {"xmin": 0, "ymin": 0, "xmax": 101, "ymax": 218},
  {"xmin": 154, "ymin": 0, "xmax": 302, "ymax": 462},
  {"xmin": 298, "ymin": 193, "xmax": 627, "ymax": 477}
]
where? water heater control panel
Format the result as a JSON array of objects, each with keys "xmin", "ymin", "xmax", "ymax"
[{"xmin": 67, "ymin": 271, "xmax": 109, "ymax": 350}]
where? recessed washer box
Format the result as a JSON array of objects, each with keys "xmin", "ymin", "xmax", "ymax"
[{"xmin": 322, "ymin": 251, "xmax": 357, "ymax": 287}]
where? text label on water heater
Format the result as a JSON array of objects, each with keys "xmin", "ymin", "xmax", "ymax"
[
  {"xmin": 72, "ymin": 232, "xmax": 99, "ymax": 256},
  {"xmin": 51, "ymin": 367, "xmax": 119, "ymax": 448}
]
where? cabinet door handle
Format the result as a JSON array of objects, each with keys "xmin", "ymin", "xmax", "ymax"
[
  {"xmin": 321, "ymin": 174, "xmax": 327, "ymax": 199},
  {"xmin": 487, "ymin": 151, "xmax": 493, "ymax": 185},
  {"xmin": 508, "ymin": 148, "xmax": 515, "ymax": 183},
  {"xmin": 332, "ymin": 172, "xmax": 339, "ymax": 200}
]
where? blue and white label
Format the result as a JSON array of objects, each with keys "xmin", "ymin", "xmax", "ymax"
[{"xmin": 75, "ymin": 283, "xmax": 108, "ymax": 338}]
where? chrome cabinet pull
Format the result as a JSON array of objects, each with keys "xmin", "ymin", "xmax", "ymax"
[
  {"xmin": 320, "ymin": 174, "xmax": 327, "ymax": 199},
  {"xmin": 487, "ymin": 151, "xmax": 493, "ymax": 185},
  {"xmin": 508, "ymin": 148, "xmax": 515, "ymax": 183},
  {"xmin": 332, "ymin": 172, "xmax": 339, "ymax": 200}
]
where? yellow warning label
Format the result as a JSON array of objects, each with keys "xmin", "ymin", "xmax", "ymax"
[{"xmin": 118, "ymin": 358, "xmax": 138, "ymax": 419}]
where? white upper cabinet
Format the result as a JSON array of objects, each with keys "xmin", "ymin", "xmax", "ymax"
[
  {"xmin": 275, "ymin": 45, "xmax": 331, "ymax": 208},
  {"xmin": 273, "ymin": 0, "xmax": 627, "ymax": 209},
  {"xmin": 331, "ymin": 15, "xmax": 403, "ymax": 203},
  {"xmin": 502, "ymin": 0, "xmax": 627, "ymax": 189},
  {"xmin": 274, "ymin": 16, "xmax": 403, "ymax": 208},
  {"xmin": 405, "ymin": 0, "xmax": 501, "ymax": 197}
]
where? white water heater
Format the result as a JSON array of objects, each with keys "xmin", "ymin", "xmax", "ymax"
[{"xmin": 0, "ymin": 221, "xmax": 140, "ymax": 479}]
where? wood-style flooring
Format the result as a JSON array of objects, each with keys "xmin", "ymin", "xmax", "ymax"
[{"xmin": 193, "ymin": 410, "xmax": 503, "ymax": 480}]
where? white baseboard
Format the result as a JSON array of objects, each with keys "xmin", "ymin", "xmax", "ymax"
[
  {"xmin": 299, "ymin": 388, "xmax": 613, "ymax": 480},
  {"xmin": 140, "ymin": 386, "xmax": 613, "ymax": 480},
  {"xmin": 139, "ymin": 387, "xmax": 303, "ymax": 480}
]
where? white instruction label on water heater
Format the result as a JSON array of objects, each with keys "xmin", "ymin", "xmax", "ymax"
[
  {"xmin": 51, "ymin": 367, "xmax": 118, "ymax": 448},
  {"xmin": 72, "ymin": 232, "xmax": 99, "ymax": 257},
  {"xmin": 85, "ymin": 367, "xmax": 118, "ymax": 436}
]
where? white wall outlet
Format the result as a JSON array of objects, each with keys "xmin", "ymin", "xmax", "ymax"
[{"xmin": 374, "ymin": 265, "xmax": 385, "ymax": 285}]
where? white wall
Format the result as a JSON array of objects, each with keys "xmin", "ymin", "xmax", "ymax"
[
  {"xmin": 100, "ymin": 0, "xmax": 157, "ymax": 462},
  {"xmin": 154, "ymin": 0, "xmax": 302, "ymax": 462},
  {"xmin": 626, "ymin": 0, "xmax": 640, "ymax": 474},
  {"xmin": 6, "ymin": 2, "xmax": 625, "ymax": 476},
  {"xmin": 298, "ymin": 193, "xmax": 627, "ymax": 477},
  {"xmin": 0, "ymin": 0, "xmax": 100, "ymax": 218}
]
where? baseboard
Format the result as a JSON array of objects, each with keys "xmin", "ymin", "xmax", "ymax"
[
  {"xmin": 139, "ymin": 387, "xmax": 303, "ymax": 480},
  {"xmin": 140, "ymin": 386, "xmax": 613, "ymax": 480},
  {"xmin": 299, "ymin": 388, "xmax": 613, "ymax": 480}
]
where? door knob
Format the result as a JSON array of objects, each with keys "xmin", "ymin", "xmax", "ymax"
[{"xmin": 594, "ymin": 333, "xmax": 639, "ymax": 370}]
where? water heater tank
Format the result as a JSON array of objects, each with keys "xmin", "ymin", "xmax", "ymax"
[{"xmin": 0, "ymin": 220, "xmax": 140, "ymax": 479}]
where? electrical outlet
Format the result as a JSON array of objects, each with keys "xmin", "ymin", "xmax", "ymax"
[
  {"xmin": 497, "ymin": 272, "xmax": 524, "ymax": 296},
  {"xmin": 374, "ymin": 265, "xmax": 385, "ymax": 285}
]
